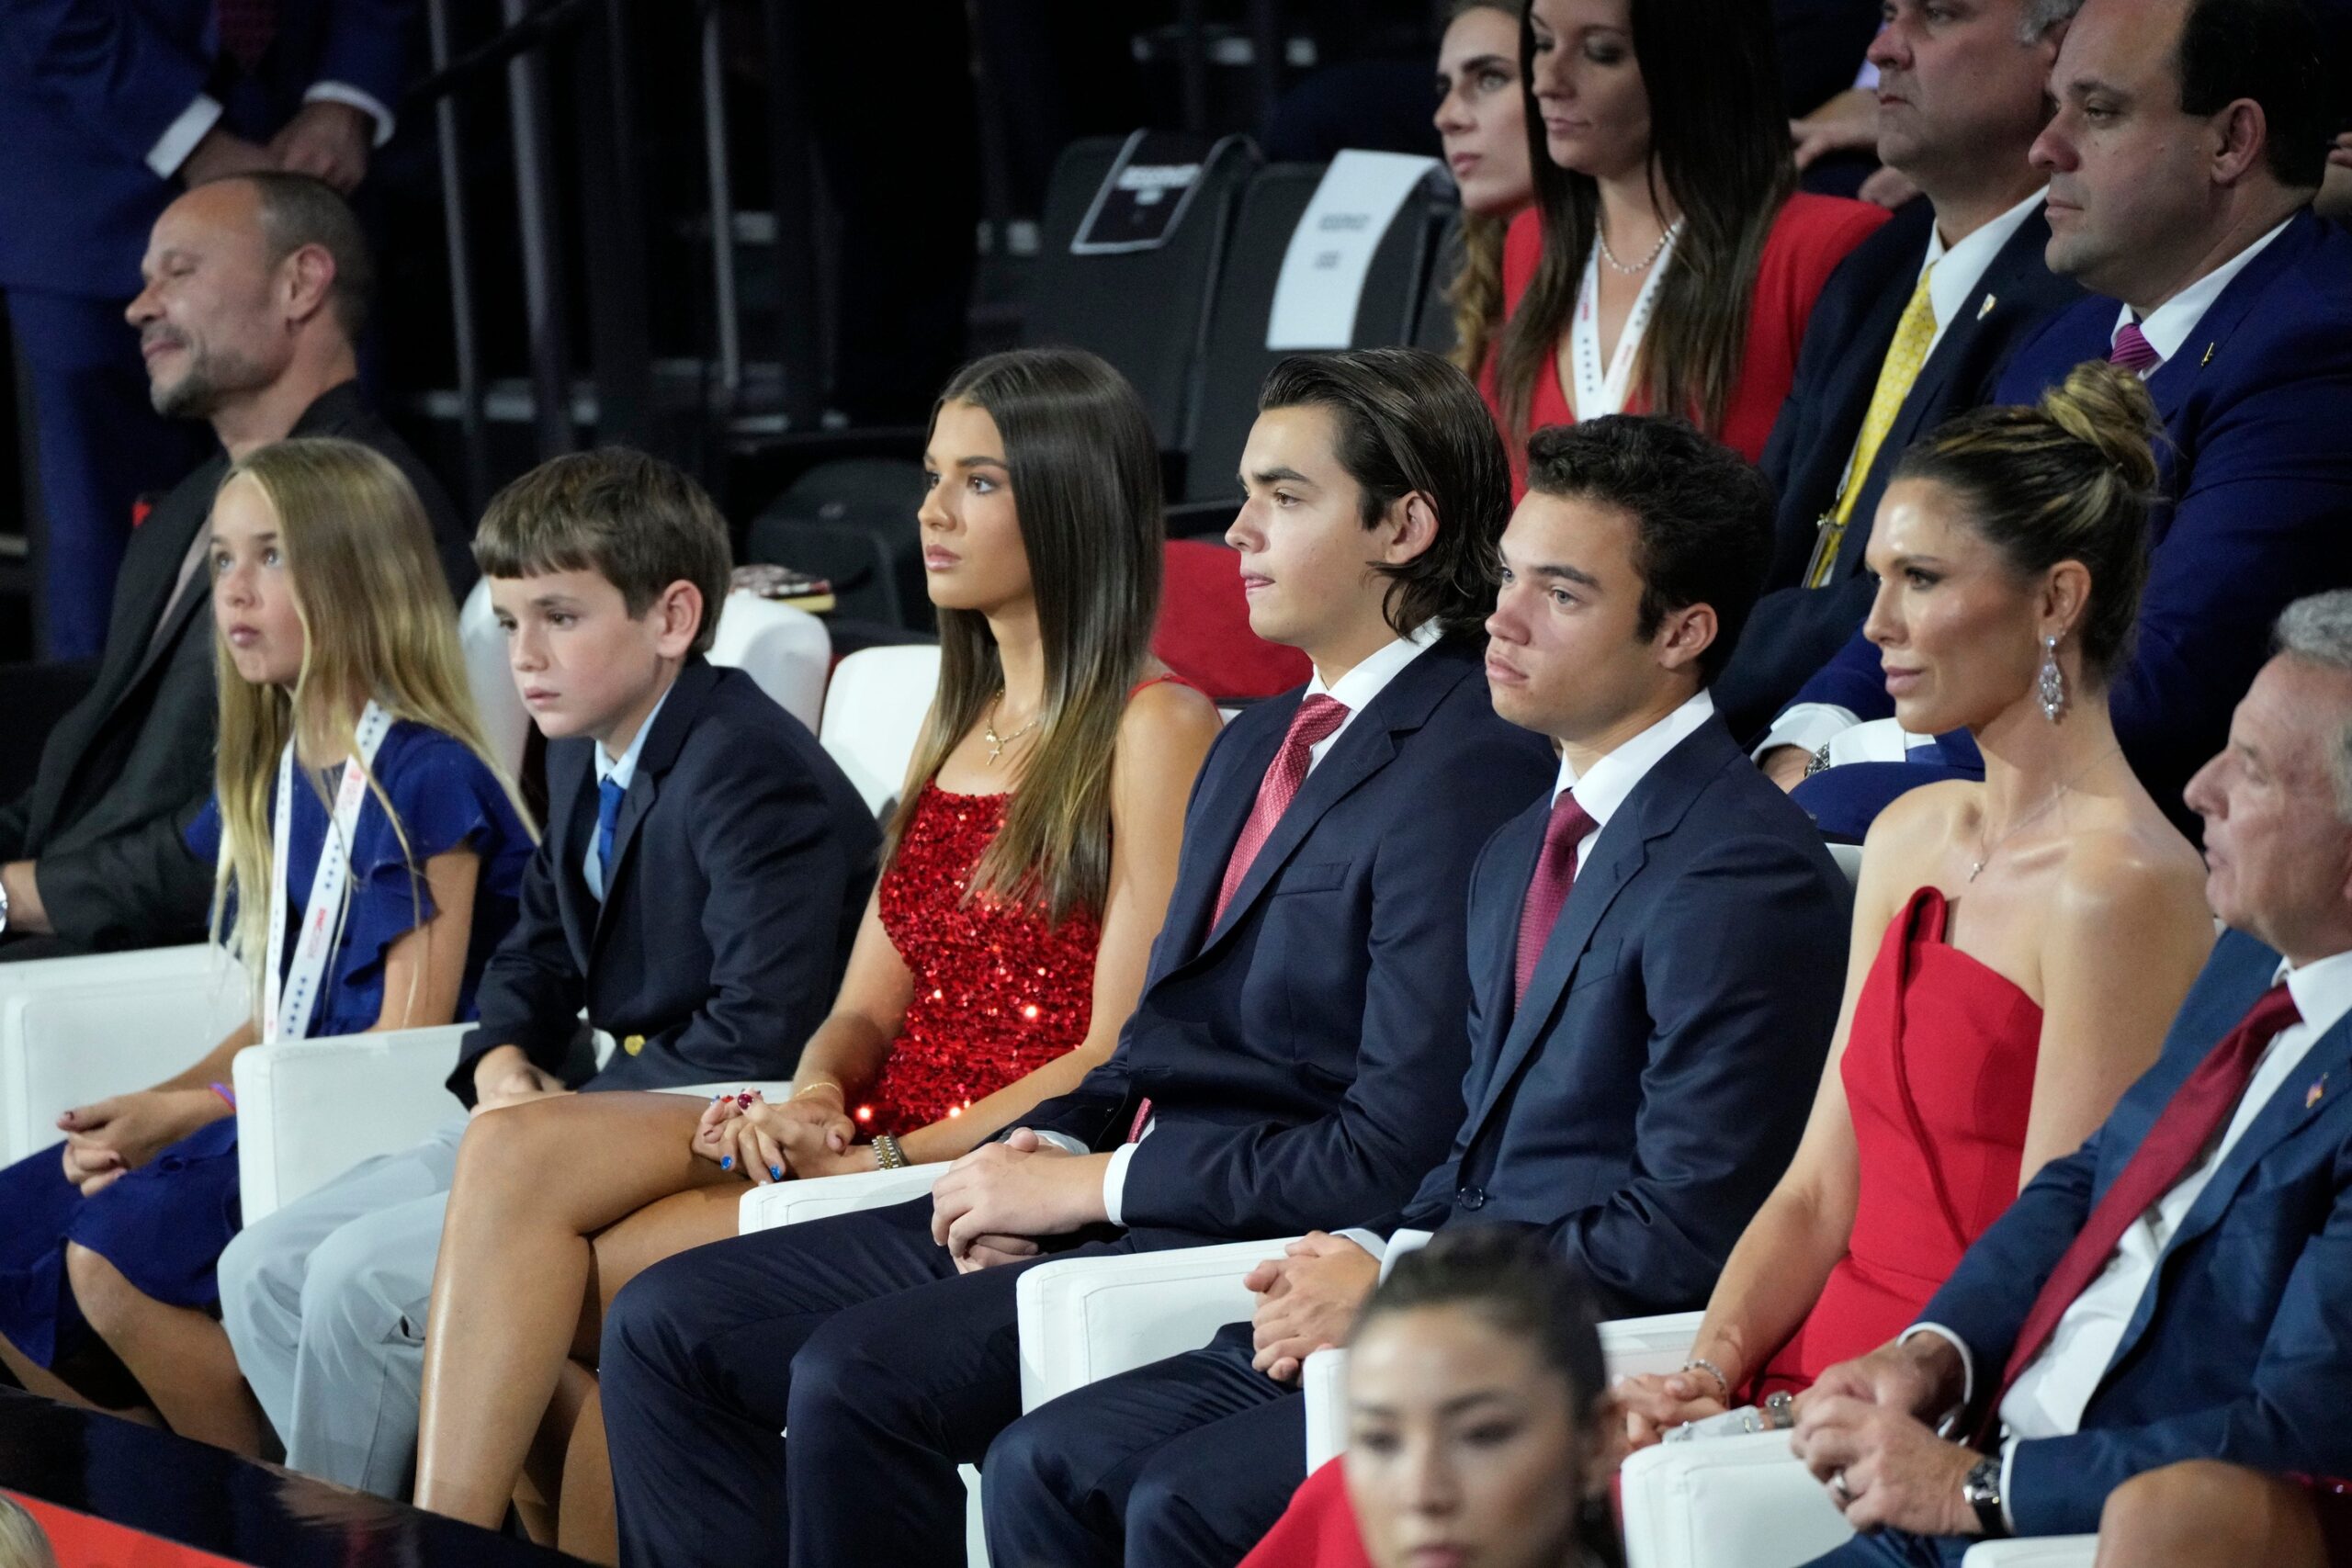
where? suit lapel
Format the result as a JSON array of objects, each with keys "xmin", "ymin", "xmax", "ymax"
[
  {"xmin": 1163, "ymin": 711, "xmax": 1286, "ymax": 960},
  {"xmin": 545, "ymin": 744, "xmax": 600, "ymax": 973},
  {"xmin": 2143, "ymin": 209, "xmax": 2316, "ymax": 429},
  {"xmin": 589, "ymin": 660, "xmax": 718, "ymax": 955}
]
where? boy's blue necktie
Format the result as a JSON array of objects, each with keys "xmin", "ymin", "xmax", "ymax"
[{"xmin": 595, "ymin": 775, "xmax": 625, "ymax": 897}]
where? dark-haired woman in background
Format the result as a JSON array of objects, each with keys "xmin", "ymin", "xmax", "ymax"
[
  {"xmin": 1434, "ymin": 1, "xmax": 1537, "ymax": 384},
  {"xmin": 1489, "ymin": 0, "xmax": 1886, "ymax": 488},
  {"xmin": 1242, "ymin": 1228, "xmax": 1619, "ymax": 1568},
  {"xmin": 406, "ymin": 347, "xmax": 1224, "ymax": 1559}
]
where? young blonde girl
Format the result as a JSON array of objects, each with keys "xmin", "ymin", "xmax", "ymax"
[{"xmin": 0, "ymin": 437, "xmax": 533, "ymax": 1456}]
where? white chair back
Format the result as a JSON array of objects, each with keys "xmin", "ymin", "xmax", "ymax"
[
  {"xmin": 1829, "ymin": 841, "xmax": 1864, "ymax": 886},
  {"xmin": 709, "ymin": 591, "xmax": 831, "ymax": 732},
  {"xmin": 819, "ymin": 645, "xmax": 943, "ymax": 817},
  {"xmin": 459, "ymin": 580, "xmax": 531, "ymax": 783}
]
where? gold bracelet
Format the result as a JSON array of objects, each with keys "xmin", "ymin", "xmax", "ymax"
[
  {"xmin": 791, "ymin": 1078, "xmax": 844, "ymax": 1102},
  {"xmin": 872, "ymin": 1133, "xmax": 906, "ymax": 1170}
]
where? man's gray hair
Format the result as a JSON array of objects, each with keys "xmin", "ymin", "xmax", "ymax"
[
  {"xmin": 2275, "ymin": 591, "xmax": 2352, "ymax": 821},
  {"xmin": 2022, "ymin": 0, "xmax": 2084, "ymax": 40}
]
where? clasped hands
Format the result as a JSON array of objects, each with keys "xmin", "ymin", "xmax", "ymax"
[
  {"xmin": 1786, "ymin": 1337, "xmax": 1985, "ymax": 1538},
  {"xmin": 929, "ymin": 1129, "xmax": 1112, "ymax": 1272},
  {"xmin": 55, "ymin": 1088, "xmax": 230, "ymax": 1196},
  {"xmin": 691, "ymin": 1083, "xmax": 873, "ymax": 1183},
  {"xmin": 1246, "ymin": 1231, "xmax": 1383, "ymax": 1384}
]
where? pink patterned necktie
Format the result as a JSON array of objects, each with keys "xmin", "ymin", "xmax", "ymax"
[
  {"xmin": 216, "ymin": 0, "xmax": 277, "ymax": 74},
  {"xmin": 1210, "ymin": 694, "xmax": 1351, "ymax": 928},
  {"xmin": 2110, "ymin": 321, "xmax": 2163, "ymax": 376},
  {"xmin": 1513, "ymin": 791, "xmax": 1597, "ymax": 1004}
]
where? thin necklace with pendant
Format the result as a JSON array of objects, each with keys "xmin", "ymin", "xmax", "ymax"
[
  {"xmin": 983, "ymin": 691, "xmax": 1039, "ymax": 765},
  {"xmin": 1968, "ymin": 746, "xmax": 2121, "ymax": 881}
]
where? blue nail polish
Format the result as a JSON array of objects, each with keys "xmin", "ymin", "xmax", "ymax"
[
  {"xmin": 770, "ymin": 1165, "xmax": 784, "ymax": 1180},
  {"xmin": 721, "ymin": 1156, "xmax": 733, "ymax": 1170}
]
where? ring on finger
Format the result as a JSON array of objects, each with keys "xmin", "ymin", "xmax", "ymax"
[{"xmin": 1831, "ymin": 1470, "xmax": 1855, "ymax": 1505}]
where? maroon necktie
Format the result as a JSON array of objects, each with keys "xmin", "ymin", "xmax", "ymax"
[
  {"xmin": 1976, "ymin": 981, "xmax": 2301, "ymax": 1442},
  {"xmin": 216, "ymin": 0, "xmax": 277, "ymax": 75},
  {"xmin": 1210, "ymin": 694, "xmax": 1350, "ymax": 930},
  {"xmin": 2109, "ymin": 321, "xmax": 2163, "ymax": 377},
  {"xmin": 1513, "ymin": 791, "xmax": 1597, "ymax": 1005}
]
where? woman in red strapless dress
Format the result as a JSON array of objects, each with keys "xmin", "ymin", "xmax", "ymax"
[
  {"xmin": 1242, "ymin": 365, "xmax": 2220, "ymax": 1568},
  {"xmin": 406, "ymin": 348, "xmax": 1225, "ymax": 1558}
]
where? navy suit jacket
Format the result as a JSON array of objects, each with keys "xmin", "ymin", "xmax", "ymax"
[
  {"xmin": 448, "ymin": 659, "xmax": 879, "ymax": 1105},
  {"xmin": 1715, "ymin": 200, "xmax": 2083, "ymax": 741},
  {"xmin": 1019, "ymin": 635, "xmax": 1558, "ymax": 1244},
  {"xmin": 1388, "ymin": 716, "xmax": 1849, "ymax": 1317},
  {"xmin": 1790, "ymin": 209, "xmax": 2352, "ymax": 819},
  {"xmin": 0, "ymin": 0, "xmax": 412, "ymax": 296},
  {"xmin": 1918, "ymin": 930, "xmax": 2352, "ymax": 1537}
]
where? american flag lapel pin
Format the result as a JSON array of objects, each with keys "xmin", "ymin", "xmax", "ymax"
[
  {"xmin": 2308, "ymin": 1073, "xmax": 2328, "ymax": 1111},
  {"xmin": 1976, "ymin": 293, "xmax": 1996, "ymax": 321}
]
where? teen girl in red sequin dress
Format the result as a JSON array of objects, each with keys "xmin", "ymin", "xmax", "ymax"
[{"xmin": 407, "ymin": 349, "xmax": 1224, "ymax": 1556}]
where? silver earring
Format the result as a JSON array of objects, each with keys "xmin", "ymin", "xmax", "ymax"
[{"xmin": 2038, "ymin": 633, "xmax": 2067, "ymax": 723}]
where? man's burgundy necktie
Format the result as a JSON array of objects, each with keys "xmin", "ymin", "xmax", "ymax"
[
  {"xmin": 1976, "ymin": 981, "xmax": 2301, "ymax": 1442},
  {"xmin": 1513, "ymin": 791, "xmax": 1597, "ymax": 1005},
  {"xmin": 216, "ymin": 0, "xmax": 277, "ymax": 75},
  {"xmin": 2109, "ymin": 321, "xmax": 2163, "ymax": 377},
  {"xmin": 1125, "ymin": 694, "xmax": 1351, "ymax": 1144}
]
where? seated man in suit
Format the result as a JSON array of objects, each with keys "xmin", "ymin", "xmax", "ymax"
[
  {"xmin": 1764, "ymin": 0, "xmax": 2352, "ymax": 833},
  {"xmin": 597, "ymin": 346, "xmax": 1558, "ymax": 1568},
  {"xmin": 984, "ymin": 415, "xmax": 1856, "ymax": 1568},
  {"xmin": 0, "ymin": 173, "xmax": 467, "ymax": 961},
  {"xmin": 1718, "ymin": 0, "xmax": 2084, "ymax": 743},
  {"xmin": 1786, "ymin": 590, "xmax": 2352, "ymax": 1563},
  {"xmin": 0, "ymin": 0, "xmax": 406, "ymax": 660}
]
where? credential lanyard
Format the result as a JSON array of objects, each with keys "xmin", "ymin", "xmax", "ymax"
[
  {"xmin": 1569, "ymin": 224, "xmax": 1679, "ymax": 421},
  {"xmin": 264, "ymin": 700, "xmax": 392, "ymax": 1044}
]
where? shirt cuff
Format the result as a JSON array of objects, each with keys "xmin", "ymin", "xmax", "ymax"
[
  {"xmin": 1102, "ymin": 1139, "xmax": 1140, "ymax": 1227},
  {"xmin": 1757, "ymin": 703, "xmax": 1860, "ymax": 763},
  {"xmin": 1900, "ymin": 1323, "xmax": 1974, "ymax": 1431},
  {"xmin": 149, "ymin": 94, "xmax": 225, "ymax": 179},
  {"xmin": 1998, "ymin": 1435, "xmax": 2021, "ymax": 1534},
  {"xmin": 1374, "ymin": 1227, "xmax": 1434, "ymax": 1284},
  {"xmin": 304, "ymin": 82, "xmax": 397, "ymax": 146},
  {"xmin": 1338, "ymin": 1228, "xmax": 1389, "ymax": 1266},
  {"xmin": 1030, "ymin": 1131, "xmax": 1087, "ymax": 1156}
]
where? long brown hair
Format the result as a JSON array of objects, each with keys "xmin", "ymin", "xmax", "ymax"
[
  {"xmin": 209, "ymin": 439, "xmax": 533, "ymax": 1020},
  {"xmin": 884, "ymin": 349, "xmax": 1163, "ymax": 925},
  {"xmin": 1494, "ymin": 0, "xmax": 1795, "ymax": 443},
  {"xmin": 1442, "ymin": 0, "xmax": 1525, "ymax": 379}
]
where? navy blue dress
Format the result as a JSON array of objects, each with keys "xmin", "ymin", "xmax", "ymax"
[{"xmin": 0, "ymin": 722, "xmax": 530, "ymax": 1368}]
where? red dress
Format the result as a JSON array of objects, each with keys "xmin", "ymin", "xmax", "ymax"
[
  {"xmin": 860, "ymin": 782, "xmax": 1105, "ymax": 1135},
  {"xmin": 1238, "ymin": 886, "xmax": 2040, "ymax": 1568},
  {"xmin": 1751, "ymin": 885, "xmax": 2041, "ymax": 1396},
  {"xmin": 1485, "ymin": 192, "xmax": 1888, "ymax": 492}
]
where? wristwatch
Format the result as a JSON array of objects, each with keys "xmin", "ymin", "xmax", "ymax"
[{"xmin": 1962, "ymin": 1455, "xmax": 2009, "ymax": 1538}]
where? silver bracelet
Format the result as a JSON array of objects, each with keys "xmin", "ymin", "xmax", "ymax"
[
  {"xmin": 1682, "ymin": 1357, "xmax": 1734, "ymax": 1402},
  {"xmin": 872, "ymin": 1132, "xmax": 906, "ymax": 1170}
]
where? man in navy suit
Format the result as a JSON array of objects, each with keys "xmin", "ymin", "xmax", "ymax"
[
  {"xmin": 1786, "ymin": 592, "xmax": 2352, "ymax": 1563},
  {"xmin": 1770, "ymin": 0, "xmax": 2352, "ymax": 832},
  {"xmin": 0, "ymin": 0, "xmax": 409, "ymax": 658},
  {"xmin": 981, "ymin": 416, "xmax": 1854, "ymax": 1568},
  {"xmin": 597, "ymin": 347, "xmax": 1556, "ymax": 1568},
  {"xmin": 1718, "ymin": 0, "xmax": 2084, "ymax": 744}
]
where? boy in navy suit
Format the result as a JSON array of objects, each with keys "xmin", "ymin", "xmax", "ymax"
[
  {"xmin": 1788, "ymin": 597, "xmax": 2352, "ymax": 1562},
  {"xmin": 597, "ymin": 347, "xmax": 1557, "ymax": 1568},
  {"xmin": 217, "ymin": 448, "xmax": 876, "ymax": 1498},
  {"xmin": 987, "ymin": 416, "xmax": 1854, "ymax": 1568}
]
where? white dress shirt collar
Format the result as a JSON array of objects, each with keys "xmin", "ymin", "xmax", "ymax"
[
  {"xmin": 1299, "ymin": 621, "xmax": 1444, "ymax": 771},
  {"xmin": 1921, "ymin": 186, "xmax": 2047, "ymax": 335},
  {"xmin": 1553, "ymin": 688, "xmax": 1715, "ymax": 825},
  {"xmin": 2275, "ymin": 942, "xmax": 2352, "ymax": 1043},
  {"xmin": 2113, "ymin": 214, "xmax": 2295, "ymax": 369},
  {"xmin": 594, "ymin": 679, "xmax": 675, "ymax": 794}
]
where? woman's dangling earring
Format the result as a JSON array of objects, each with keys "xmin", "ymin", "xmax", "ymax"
[{"xmin": 2038, "ymin": 633, "xmax": 2067, "ymax": 723}]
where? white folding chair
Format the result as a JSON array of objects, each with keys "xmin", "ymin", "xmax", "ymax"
[
  {"xmin": 708, "ymin": 591, "xmax": 831, "ymax": 732},
  {"xmin": 818, "ymin": 645, "xmax": 942, "ymax": 817},
  {"xmin": 1962, "ymin": 1539, "xmax": 2098, "ymax": 1568},
  {"xmin": 458, "ymin": 579, "xmax": 531, "ymax": 782}
]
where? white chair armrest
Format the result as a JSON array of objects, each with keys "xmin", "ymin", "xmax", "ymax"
[
  {"xmin": 1961, "ymin": 1539, "xmax": 2098, "ymax": 1568},
  {"xmin": 1300, "ymin": 1309, "xmax": 1707, "ymax": 1471},
  {"xmin": 737, "ymin": 1163, "xmax": 945, "ymax": 1233},
  {"xmin": 1621, "ymin": 1430, "xmax": 1852, "ymax": 1568},
  {"xmin": 1015, "ymin": 1236, "xmax": 1304, "ymax": 1414},
  {"xmin": 233, "ymin": 1024, "xmax": 470, "ymax": 1224},
  {"xmin": 0, "ymin": 945, "xmax": 249, "ymax": 1165}
]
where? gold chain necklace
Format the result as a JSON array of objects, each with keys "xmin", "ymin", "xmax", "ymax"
[{"xmin": 983, "ymin": 691, "xmax": 1040, "ymax": 765}]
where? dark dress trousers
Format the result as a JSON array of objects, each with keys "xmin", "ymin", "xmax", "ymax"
[
  {"xmin": 983, "ymin": 713, "xmax": 1853, "ymax": 1568},
  {"xmin": 598, "ymin": 635, "xmax": 1556, "ymax": 1568},
  {"xmin": 0, "ymin": 379, "xmax": 466, "ymax": 959},
  {"xmin": 447, "ymin": 657, "xmax": 877, "ymax": 1102},
  {"xmin": 1787, "ymin": 209, "xmax": 2352, "ymax": 829},
  {"xmin": 1806, "ymin": 930, "xmax": 2352, "ymax": 1568},
  {"xmin": 1714, "ymin": 199, "xmax": 2083, "ymax": 741}
]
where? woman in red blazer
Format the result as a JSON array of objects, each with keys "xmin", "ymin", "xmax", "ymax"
[{"xmin": 1484, "ymin": 0, "xmax": 1886, "ymax": 491}]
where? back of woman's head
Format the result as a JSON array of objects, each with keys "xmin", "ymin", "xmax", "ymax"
[
  {"xmin": 1357, "ymin": 1226, "xmax": 1608, "ymax": 1412},
  {"xmin": 0, "ymin": 1495, "xmax": 60, "ymax": 1568},
  {"xmin": 1498, "ymin": 0, "xmax": 1794, "ymax": 443},
  {"xmin": 1894, "ymin": 362, "xmax": 2162, "ymax": 682},
  {"xmin": 896, "ymin": 347, "xmax": 1164, "ymax": 923}
]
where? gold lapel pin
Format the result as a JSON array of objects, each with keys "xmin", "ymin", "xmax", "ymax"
[
  {"xmin": 2308, "ymin": 1074, "xmax": 2327, "ymax": 1110},
  {"xmin": 2201, "ymin": 342, "xmax": 2216, "ymax": 367},
  {"xmin": 1975, "ymin": 293, "xmax": 1996, "ymax": 321}
]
